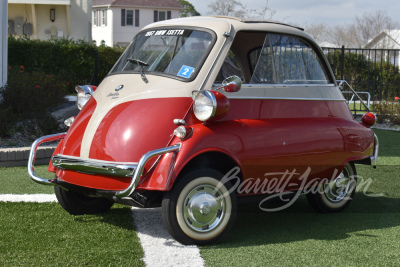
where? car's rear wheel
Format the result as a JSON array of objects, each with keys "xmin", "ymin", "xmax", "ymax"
[
  {"xmin": 162, "ymin": 169, "xmax": 237, "ymax": 245},
  {"xmin": 54, "ymin": 186, "xmax": 114, "ymax": 215},
  {"xmin": 306, "ymin": 162, "xmax": 357, "ymax": 213}
]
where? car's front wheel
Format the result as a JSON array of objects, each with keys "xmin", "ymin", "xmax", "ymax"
[
  {"xmin": 306, "ymin": 162, "xmax": 357, "ymax": 213},
  {"xmin": 54, "ymin": 186, "xmax": 114, "ymax": 215},
  {"xmin": 162, "ymin": 169, "xmax": 237, "ymax": 245}
]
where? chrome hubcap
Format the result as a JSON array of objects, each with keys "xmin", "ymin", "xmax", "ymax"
[
  {"xmin": 183, "ymin": 184, "xmax": 226, "ymax": 232},
  {"xmin": 323, "ymin": 167, "xmax": 354, "ymax": 202}
]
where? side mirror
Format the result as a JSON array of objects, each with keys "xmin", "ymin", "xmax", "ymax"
[{"xmin": 221, "ymin": 76, "xmax": 242, "ymax": 93}]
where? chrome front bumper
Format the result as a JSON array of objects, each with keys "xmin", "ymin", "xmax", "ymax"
[{"xmin": 28, "ymin": 133, "xmax": 181, "ymax": 198}]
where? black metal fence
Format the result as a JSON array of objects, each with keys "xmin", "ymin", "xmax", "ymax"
[{"xmin": 322, "ymin": 46, "xmax": 400, "ymax": 101}]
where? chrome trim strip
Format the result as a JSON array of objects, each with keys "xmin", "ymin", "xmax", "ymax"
[
  {"xmin": 370, "ymin": 133, "xmax": 379, "ymax": 168},
  {"xmin": 52, "ymin": 155, "xmax": 138, "ymax": 178},
  {"xmin": 244, "ymin": 84, "xmax": 335, "ymax": 88},
  {"xmin": 28, "ymin": 132, "xmax": 67, "ymax": 185},
  {"xmin": 226, "ymin": 96, "xmax": 345, "ymax": 101},
  {"xmin": 201, "ymin": 23, "xmax": 232, "ymax": 91},
  {"xmin": 213, "ymin": 83, "xmax": 336, "ymax": 88},
  {"xmin": 116, "ymin": 143, "xmax": 182, "ymax": 198}
]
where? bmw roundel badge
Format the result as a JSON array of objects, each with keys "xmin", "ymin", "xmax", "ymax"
[{"xmin": 115, "ymin": 85, "xmax": 124, "ymax": 91}]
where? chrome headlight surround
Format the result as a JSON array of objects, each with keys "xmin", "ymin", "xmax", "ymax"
[
  {"xmin": 193, "ymin": 90, "xmax": 217, "ymax": 122},
  {"xmin": 76, "ymin": 85, "xmax": 95, "ymax": 110}
]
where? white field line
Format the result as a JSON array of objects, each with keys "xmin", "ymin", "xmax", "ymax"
[
  {"xmin": 0, "ymin": 194, "xmax": 57, "ymax": 202},
  {"xmin": 132, "ymin": 207, "xmax": 204, "ymax": 267}
]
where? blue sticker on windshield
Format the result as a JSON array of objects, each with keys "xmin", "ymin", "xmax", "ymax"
[{"xmin": 177, "ymin": 66, "xmax": 195, "ymax": 78}]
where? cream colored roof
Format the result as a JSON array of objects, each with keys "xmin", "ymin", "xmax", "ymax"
[{"xmin": 142, "ymin": 16, "xmax": 311, "ymax": 41}]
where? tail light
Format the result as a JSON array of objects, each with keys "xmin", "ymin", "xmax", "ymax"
[{"xmin": 362, "ymin": 113, "xmax": 376, "ymax": 127}]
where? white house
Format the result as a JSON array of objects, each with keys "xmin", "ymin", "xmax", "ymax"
[
  {"xmin": 364, "ymin": 30, "xmax": 400, "ymax": 50},
  {"xmin": 364, "ymin": 30, "xmax": 400, "ymax": 66},
  {"xmin": 92, "ymin": 0, "xmax": 183, "ymax": 46},
  {"xmin": 7, "ymin": 0, "xmax": 92, "ymax": 41}
]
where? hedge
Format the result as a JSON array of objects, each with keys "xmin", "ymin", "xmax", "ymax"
[
  {"xmin": 1, "ymin": 37, "xmax": 125, "ymax": 139},
  {"xmin": 7, "ymin": 36, "xmax": 124, "ymax": 93}
]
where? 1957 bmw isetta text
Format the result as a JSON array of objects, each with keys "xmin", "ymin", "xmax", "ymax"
[{"xmin": 28, "ymin": 16, "xmax": 378, "ymax": 245}]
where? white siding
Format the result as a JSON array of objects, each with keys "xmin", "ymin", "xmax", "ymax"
[
  {"xmin": 93, "ymin": 7, "xmax": 181, "ymax": 47},
  {"xmin": 92, "ymin": 8, "xmax": 113, "ymax": 46},
  {"xmin": 70, "ymin": 0, "xmax": 92, "ymax": 41},
  {"xmin": 7, "ymin": 0, "xmax": 91, "ymax": 41},
  {"xmin": 35, "ymin": 4, "xmax": 69, "ymax": 39}
]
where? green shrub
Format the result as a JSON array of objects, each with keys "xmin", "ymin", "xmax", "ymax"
[
  {"xmin": 371, "ymin": 98, "xmax": 400, "ymax": 124},
  {"xmin": 2, "ymin": 37, "xmax": 125, "ymax": 140},
  {"xmin": 0, "ymin": 66, "xmax": 67, "ymax": 137},
  {"xmin": 325, "ymin": 50, "xmax": 400, "ymax": 101},
  {"xmin": 8, "ymin": 36, "xmax": 124, "ymax": 93}
]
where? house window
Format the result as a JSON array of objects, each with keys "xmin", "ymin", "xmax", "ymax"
[
  {"xmin": 154, "ymin": 11, "xmax": 172, "ymax": 22},
  {"xmin": 159, "ymin": 11, "xmax": 166, "ymax": 21},
  {"xmin": 121, "ymin": 9, "xmax": 140, "ymax": 27},
  {"xmin": 126, "ymin": 10, "xmax": 134, "ymax": 26},
  {"xmin": 93, "ymin": 10, "xmax": 97, "ymax": 26},
  {"xmin": 101, "ymin": 10, "xmax": 107, "ymax": 26}
]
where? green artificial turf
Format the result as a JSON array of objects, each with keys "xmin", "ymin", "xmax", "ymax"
[
  {"xmin": 200, "ymin": 129, "xmax": 400, "ymax": 266},
  {"xmin": 0, "ymin": 203, "xmax": 145, "ymax": 266},
  {"xmin": 0, "ymin": 165, "xmax": 145, "ymax": 266},
  {"xmin": 0, "ymin": 165, "xmax": 54, "ymax": 194}
]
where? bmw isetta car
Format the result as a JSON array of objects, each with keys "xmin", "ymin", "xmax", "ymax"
[{"xmin": 28, "ymin": 16, "xmax": 378, "ymax": 245}]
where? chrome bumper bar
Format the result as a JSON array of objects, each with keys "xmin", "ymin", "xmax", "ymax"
[
  {"xmin": 28, "ymin": 132, "xmax": 67, "ymax": 185},
  {"xmin": 28, "ymin": 132, "xmax": 182, "ymax": 198},
  {"xmin": 52, "ymin": 155, "xmax": 138, "ymax": 178},
  {"xmin": 370, "ymin": 133, "xmax": 379, "ymax": 168}
]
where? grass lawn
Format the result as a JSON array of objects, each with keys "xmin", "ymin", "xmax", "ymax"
[
  {"xmin": 0, "ymin": 203, "xmax": 144, "ymax": 266},
  {"xmin": 0, "ymin": 167, "xmax": 145, "ymax": 266},
  {"xmin": 200, "ymin": 129, "xmax": 400, "ymax": 266},
  {"xmin": 0, "ymin": 165, "xmax": 54, "ymax": 194}
]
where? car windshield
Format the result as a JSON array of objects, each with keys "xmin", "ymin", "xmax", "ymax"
[{"xmin": 110, "ymin": 29, "xmax": 214, "ymax": 80}]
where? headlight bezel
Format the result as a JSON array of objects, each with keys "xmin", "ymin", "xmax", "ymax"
[
  {"xmin": 193, "ymin": 90, "xmax": 217, "ymax": 122},
  {"xmin": 76, "ymin": 85, "xmax": 96, "ymax": 110},
  {"xmin": 193, "ymin": 90, "xmax": 230, "ymax": 122}
]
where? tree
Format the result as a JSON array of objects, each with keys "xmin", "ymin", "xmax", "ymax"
[
  {"xmin": 353, "ymin": 10, "xmax": 399, "ymax": 47},
  {"xmin": 178, "ymin": 0, "xmax": 200, "ymax": 17},
  {"xmin": 207, "ymin": 0, "xmax": 275, "ymax": 19},
  {"xmin": 326, "ymin": 10, "xmax": 400, "ymax": 48},
  {"xmin": 304, "ymin": 22, "xmax": 329, "ymax": 43}
]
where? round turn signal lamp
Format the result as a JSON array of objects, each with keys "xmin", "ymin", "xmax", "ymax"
[{"xmin": 362, "ymin": 113, "xmax": 376, "ymax": 127}]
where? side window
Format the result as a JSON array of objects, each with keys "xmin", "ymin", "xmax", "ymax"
[
  {"xmin": 250, "ymin": 34, "xmax": 330, "ymax": 84},
  {"xmin": 215, "ymin": 50, "xmax": 245, "ymax": 83}
]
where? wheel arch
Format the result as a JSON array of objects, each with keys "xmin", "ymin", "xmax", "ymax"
[{"xmin": 170, "ymin": 150, "xmax": 244, "ymax": 191}]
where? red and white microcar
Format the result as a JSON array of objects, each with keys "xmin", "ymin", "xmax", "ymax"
[{"xmin": 28, "ymin": 16, "xmax": 378, "ymax": 245}]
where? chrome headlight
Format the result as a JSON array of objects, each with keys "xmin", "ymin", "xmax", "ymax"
[
  {"xmin": 193, "ymin": 90, "xmax": 230, "ymax": 122},
  {"xmin": 76, "ymin": 85, "xmax": 96, "ymax": 110},
  {"xmin": 193, "ymin": 91, "xmax": 217, "ymax": 122}
]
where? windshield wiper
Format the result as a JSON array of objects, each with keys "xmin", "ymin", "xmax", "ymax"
[{"xmin": 127, "ymin": 58, "xmax": 149, "ymax": 83}]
